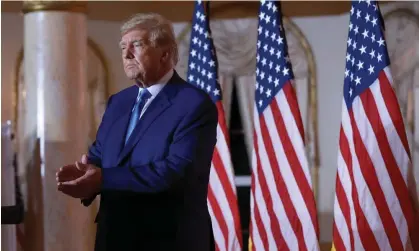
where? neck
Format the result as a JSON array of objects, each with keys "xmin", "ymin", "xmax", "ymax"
[{"xmin": 136, "ymin": 66, "xmax": 172, "ymax": 88}]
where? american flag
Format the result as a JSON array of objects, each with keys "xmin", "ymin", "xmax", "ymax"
[
  {"xmin": 186, "ymin": 1, "xmax": 243, "ymax": 250},
  {"xmin": 249, "ymin": 1, "xmax": 319, "ymax": 250},
  {"xmin": 332, "ymin": 1, "xmax": 419, "ymax": 251}
]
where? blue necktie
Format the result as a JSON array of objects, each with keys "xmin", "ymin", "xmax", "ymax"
[{"xmin": 125, "ymin": 89, "xmax": 151, "ymax": 144}]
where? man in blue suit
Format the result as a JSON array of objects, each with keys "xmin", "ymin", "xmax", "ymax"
[{"xmin": 56, "ymin": 13, "xmax": 217, "ymax": 251}]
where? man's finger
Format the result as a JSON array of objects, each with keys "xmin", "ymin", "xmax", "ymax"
[
  {"xmin": 75, "ymin": 161, "xmax": 88, "ymax": 172},
  {"xmin": 81, "ymin": 154, "xmax": 88, "ymax": 164},
  {"xmin": 56, "ymin": 164, "xmax": 80, "ymax": 182}
]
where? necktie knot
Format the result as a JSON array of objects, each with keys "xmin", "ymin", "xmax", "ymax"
[{"xmin": 138, "ymin": 89, "xmax": 151, "ymax": 103}]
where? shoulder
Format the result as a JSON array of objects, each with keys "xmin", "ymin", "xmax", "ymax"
[
  {"xmin": 172, "ymin": 78, "xmax": 217, "ymax": 116},
  {"xmin": 108, "ymin": 85, "xmax": 138, "ymax": 102}
]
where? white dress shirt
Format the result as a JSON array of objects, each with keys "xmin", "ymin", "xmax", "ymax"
[{"xmin": 136, "ymin": 69, "xmax": 174, "ymax": 118}]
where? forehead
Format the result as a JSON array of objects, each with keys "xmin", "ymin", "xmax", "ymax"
[{"xmin": 120, "ymin": 29, "xmax": 149, "ymax": 44}]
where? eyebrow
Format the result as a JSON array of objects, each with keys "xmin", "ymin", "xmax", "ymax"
[{"xmin": 119, "ymin": 39, "xmax": 146, "ymax": 48}]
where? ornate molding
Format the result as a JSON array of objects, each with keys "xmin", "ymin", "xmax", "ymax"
[{"xmin": 22, "ymin": 1, "xmax": 87, "ymax": 14}]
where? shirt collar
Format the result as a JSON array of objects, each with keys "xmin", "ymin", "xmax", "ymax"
[{"xmin": 138, "ymin": 69, "xmax": 174, "ymax": 98}]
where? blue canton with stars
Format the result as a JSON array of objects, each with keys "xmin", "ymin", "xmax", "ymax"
[
  {"xmin": 343, "ymin": 0, "xmax": 390, "ymax": 109},
  {"xmin": 186, "ymin": 0, "xmax": 221, "ymax": 104},
  {"xmin": 255, "ymin": 0, "xmax": 294, "ymax": 114}
]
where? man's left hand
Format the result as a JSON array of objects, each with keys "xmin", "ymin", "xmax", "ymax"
[{"xmin": 57, "ymin": 162, "xmax": 102, "ymax": 199}]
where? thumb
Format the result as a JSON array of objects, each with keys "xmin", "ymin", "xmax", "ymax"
[
  {"xmin": 81, "ymin": 154, "xmax": 88, "ymax": 164},
  {"xmin": 75, "ymin": 161, "xmax": 88, "ymax": 172}
]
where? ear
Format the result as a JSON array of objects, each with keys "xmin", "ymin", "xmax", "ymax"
[{"xmin": 161, "ymin": 50, "xmax": 170, "ymax": 63}]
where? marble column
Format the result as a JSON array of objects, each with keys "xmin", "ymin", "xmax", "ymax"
[{"xmin": 22, "ymin": 1, "xmax": 95, "ymax": 250}]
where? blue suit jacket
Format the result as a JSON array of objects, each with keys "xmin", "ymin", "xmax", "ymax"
[{"xmin": 84, "ymin": 71, "xmax": 218, "ymax": 251}]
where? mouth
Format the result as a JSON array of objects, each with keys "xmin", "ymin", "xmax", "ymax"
[{"xmin": 125, "ymin": 64, "xmax": 136, "ymax": 69}]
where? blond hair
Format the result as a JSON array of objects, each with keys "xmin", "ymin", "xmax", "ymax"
[{"xmin": 121, "ymin": 13, "xmax": 179, "ymax": 66}]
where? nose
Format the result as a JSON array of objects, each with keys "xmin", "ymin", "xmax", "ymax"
[{"xmin": 123, "ymin": 48, "xmax": 134, "ymax": 59}]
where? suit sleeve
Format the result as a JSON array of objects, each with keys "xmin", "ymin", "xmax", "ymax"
[
  {"xmin": 81, "ymin": 95, "xmax": 113, "ymax": 206},
  {"xmin": 100, "ymin": 98, "xmax": 218, "ymax": 193}
]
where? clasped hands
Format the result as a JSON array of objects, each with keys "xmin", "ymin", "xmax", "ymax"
[{"xmin": 56, "ymin": 154, "xmax": 102, "ymax": 199}]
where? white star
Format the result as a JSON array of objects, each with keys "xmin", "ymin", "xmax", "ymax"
[
  {"xmin": 350, "ymin": 6, "xmax": 354, "ymax": 15},
  {"xmin": 270, "ymin": 47, "xmax": 275, "ymax": 55},
  {"xmin": 267, "ymin": 1, "xmax": 272, "ymax": 10},
  {"xmin": 347, "ymin": 38, "xmax": 352, "ymax": 47},
  {"xmin": 201, "ymin": 69, "xmax": 206, "ymax": 76},
  {"xmin": 203, "ymin": 44, "xmax": 208, "ymax": 51},
  {"xmin": 202, "ymin": 56, "xmax": 207, "ymax": 63},
  {"xmin": 345, "ymin": 69, "xmax": 349, "ymax": 77},
  {"xmin": 369, "ymin": 49, "xmax": 375, "ymax": 58},
  {"xmin": 196, "ymin": 11, "xmax": 201, "ymax": 19},
  {"xmin": 266, "ymin": 89, "xmax": 272, "ymax": 97},
  {"xmin": 276, "ymin": 50, "xmax": 281, "ymax": 59},
  {"xmin": 199, "ymin": 14, "xmax": 205, "ymax": 22},
  {"xmin": 356, "ymin": 10, "xmax": 361, "ymax": 19},
  {"xmin": 199, "ymin": 27, "xmax": 203, "ymax": 34},
  {"xmin": 346, "ymin": 53, "xmax": 351, "ymax": 62},
  {"xmin": 207, "ymin": 72, "xmax": 213, "ymax": 79},
  {"xmin": 260, "ymin": 0, "xmax": 266, "ymax": 6},
  {"xmin": 357, "ymin": 60, "xmax": 364, "ymax": 70},
  {"xmin": 189, "ymin": 62, "xmax": 195, "ymax": 69},
  {"xmin": 259, "ymin": 12, "xmax": 265, "ymax": 21},
  {"xmin": 371, "ymin": 34, "xmax": 376, "ymax": 42},
  {"xmin": 350, "ymin": 72, "xmax": 354, "ymax": 81},
  {"xmin": 259, "ymin": 85, "xmax": 264, "ymax": 93},
  {"xmin": 349, "ymin": 88, "xmax": 353, "ymax": 97},
  {"xmin": 193, "ymin": 24, "xmax": 199, "ymax": 31},
  {"xmin": 362, "ymin": 29, "xmax": 369, "ymax": 38},
  {"xmin": 256, "ymin": 54, "xmax": 260, "ymax": 62},
  {"xmin": 269, "ymin": 61, "xmax": 273, "ymax": 69},
  {"xmin": 261, "ymin": 58, "xmax": 267, "ymax": 66},
  {"xmin": 349, "ymin": 22, "xmax": 353, "ymax": 31},
  {"xmin": 192, "ymin": 37, "xmax": 198, "ymax": 44},
  {"xmin": 213, "ymin": 88, "xmax": 220, "ymax": 96},
  {"xmin": 355, "ymin": 76, "xmax": 361, "ymax": 85},
  {"xmin": 365, "ymin": 13, "xmax": 370, "ymax": 23},
  {"xmin": 371, "ymin": 17, "xmax": 377, "ymax": 27},
  {"xmin": 265, "ymin": 30, "xmax": 269, "ymax": 38},
  {"xmin": 256, "ymin": 68, "xmax": 259, "ymax": 76},
  {"xmin": 352, "ymin": 41, "xmax": 357, "ymax": 50},
  {"xmin": 282, "ymin": 67, "xmax": 289, "ymax": 76},
  {"xmin": 188, "ymin": 75, "xmax": 194, "ymax": 82},
  {"xmin": 271, "ymin": 33, "xmax": 276, "ymax": 41},
  {"xmin": 263, "ymin": 44, "xmax": 268, "ymax": 52},
  {"xmin": 366, "ymin": 0, "xmax": 371, "ymax": 6},
  {"xmin": 351, "ymin": 57, "xmax": 355, "ymax": 66},
  {"xmin": 377, "ymin": 38, "xmax": 385, "ymax": 47},
  {"xmin": 268, "ymin": 75, "xmax": 272, "ymax": 83},
  {"xmin": 258, "ymin": 100, "xmax": 263, "ymax": 107},
  {"xmin": 354, "ymin": 26, "xmax": 359, "ymax": 34},
  {"xmin": 275, "ymin": 65, "xmax": 281, "ymax": 73},
  {"xmin": 377, "ymin": 53, "xmax": 382, "ymax": 62},
  {"xmin": 209, "ymin": 60, "xmax": 215, "ymax": 67},
  {"xmin": 368, "ymin": 65, "xmax": 374, "ymax": 74},
  {"xmin": 359, "ymin": 45, "xmax": 367, "ymax": 54},
  {"xmin": 277, "ymin": 36, "xmax": 283, "ymax": 45},
  {"xmin": 190, "ymin": 49, "xmax": 197, "ymax": 57},
  {"xmin": 258, "ymin": 26, "xmax": 263, "ymax": 34},
  {"xmin": 265, "ymin": 15, "xmax": 271, "ymax": 24},
  {"xmin": 274, "ymin": 78, "xmax": 279, "ymax": 87},
  {"xmin": 260, "ymin": 72, "xmax": 265, "ymax": 80},
  {"xmin": 272, "ymin": 5, "xmax": 277, "ymax": 12},
  {"xmin": 206, "ymin": 85, "xmax": 211, "ymax": 93}
]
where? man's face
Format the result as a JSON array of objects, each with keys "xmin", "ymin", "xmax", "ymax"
[{"xmin": 120, "ymin": 29, "xmax": 165, "ymax": 85}]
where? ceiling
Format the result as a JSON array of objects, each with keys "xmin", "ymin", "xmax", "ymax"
[{"xmin": 1, "ymin": 1, "xmax": 361, "ymax": 23}]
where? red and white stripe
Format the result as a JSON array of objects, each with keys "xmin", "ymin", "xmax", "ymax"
[
  {"xmin": 333, "ymin": 67, "xmax": 419, "ymax": 251},
  {"xmin": 208, "ymin": 101, "xmax": 243, "ymax": 251},
  {"xmin": 249, "ymin": 82, "xmax": 320, "ymax": 251}
]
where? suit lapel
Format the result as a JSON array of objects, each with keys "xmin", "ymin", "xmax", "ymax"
[{"xmin": 117, "ymin": 73, "xmax": 181, "ymax": 165}]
